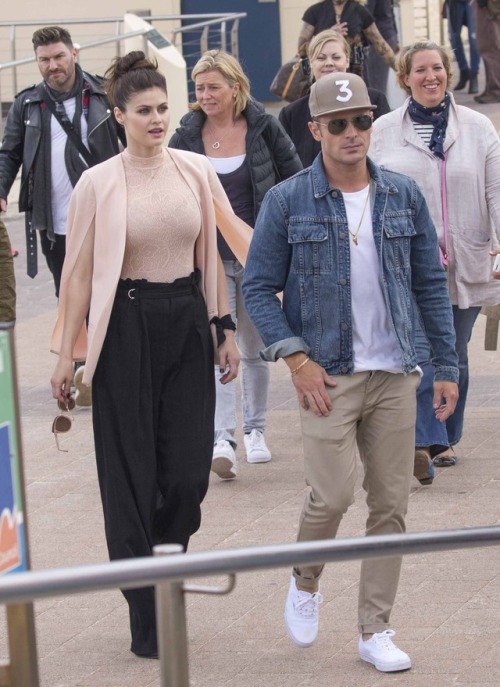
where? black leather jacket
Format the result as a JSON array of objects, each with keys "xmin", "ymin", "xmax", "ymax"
[
  {"xmin": 169, "ymin": 99, "xmax": 302, "ymax": 222},
  {"xmin": 0, "ymin": 72, "xmax": 124, "ymax": 276}
]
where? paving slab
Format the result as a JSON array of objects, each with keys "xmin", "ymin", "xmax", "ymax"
[{"xmin": 1, "ymin": 81, "xmax": 500, "ymax": 687}]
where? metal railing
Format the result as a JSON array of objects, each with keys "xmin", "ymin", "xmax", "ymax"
[
  {"xmin": 0, "ymin": 13, "xmax": 246, "ymax": 121},
  {"xmin": 1, "ymin": 526, "xmax": 500, "ymax": 686}
]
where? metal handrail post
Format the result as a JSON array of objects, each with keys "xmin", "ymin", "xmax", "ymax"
[
  {"xmin": 6, "ymin": 604, "xmax": 39, "ymax": 687},
  {"xmin": 220, "ymin": 21, "xmax": 227, "ymax": 52},
  {"xmin": 115, "ymin": 20, "xmax": 121, "ymax": 57},
  {"xmin": 0, "ymin": 71, "xmax": 3, "ymax": 141},
  {"xmin": 154, "ymin": 544, "xmax": 189, "ymax": 687},
  {"xmin": 230, "ymin": 20, "xmax": 240, "ymax": 60},
  {"xmin": 10, "ymin": 24, "xmax": 17, "ymax": 97},
  {"xmin": 200, "ymin": 26, "xmax": 209, "ymax": 54}
]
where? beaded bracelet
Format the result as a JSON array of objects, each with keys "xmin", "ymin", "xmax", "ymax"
[{"xmin": 290, "ymin": 356, "xmax": 311, "ymax": 377}]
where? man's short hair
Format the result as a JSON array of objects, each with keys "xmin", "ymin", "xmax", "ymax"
[{"xmin": 32, "ymin": 26, "xmax": 73, "ymax": 51}]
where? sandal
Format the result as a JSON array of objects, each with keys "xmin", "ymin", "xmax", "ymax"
[{"xmin": 433, "ymin": 450, "xmax": 458, "ymax": 468}]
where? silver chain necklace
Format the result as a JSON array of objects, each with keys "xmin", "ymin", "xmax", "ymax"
[{"xmin": 207, "ymin": 121, "xmax": 235, "ymax": 149}]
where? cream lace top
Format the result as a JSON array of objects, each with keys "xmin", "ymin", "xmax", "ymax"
[{"xmin": 120, "ymin": 148, "xmax": 201, "ymax": 282}]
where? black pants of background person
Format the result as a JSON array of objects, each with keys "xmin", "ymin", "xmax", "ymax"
[
  {"xmin": 0, "ymin": 218, "xmax": 16, "ymax": 322},
  {"xmin": 39, "ymin": 230, "xmax": 66, "ymax": 298},
  {"xmin": 364, "ymin": 35, "xmax": 398, "ymax": 94},
  {"xmin": 92, "ymin": 272, "xmax": 215, "ymax": 657}
]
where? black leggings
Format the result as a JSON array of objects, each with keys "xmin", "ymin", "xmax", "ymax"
[{"xmin": 92, "ymin": 272, "xmax": 215, "ymax": 655}]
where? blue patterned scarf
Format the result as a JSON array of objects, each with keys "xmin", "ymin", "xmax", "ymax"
[{"xmin": 408, "ymin": 93, "xmax": 451, "ymax": 160}]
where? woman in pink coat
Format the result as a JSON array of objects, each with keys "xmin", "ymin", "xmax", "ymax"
[{"xmin": 50, "ymin": 51, "xmax": 245, "ymax": 658}]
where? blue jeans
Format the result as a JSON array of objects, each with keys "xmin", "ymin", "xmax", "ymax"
[
  {"xmin": 214, "ymin": 260, "xmax": 270, "ymax": 446},
  {"xmin": 415, "ymin": 305, "xmax": 481, "ymax": 450},
  {"xmin": 447, "ymin": 0, "xmax": 480, "ymax": 73}
]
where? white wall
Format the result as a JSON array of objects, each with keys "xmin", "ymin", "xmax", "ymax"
[{"xmin": 278, "ymin": 0, "xmax": 306, "ymax": 61}]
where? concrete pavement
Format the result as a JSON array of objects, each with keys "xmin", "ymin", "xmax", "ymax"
[{"xmin": 1, "ymin": 86, "xmax": 500, "ymax": 687}]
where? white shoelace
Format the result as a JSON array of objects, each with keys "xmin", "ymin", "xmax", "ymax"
[
  {"xmin": 369, "ymin": 629, "xmax": 398, "ymax": 649},
  {"xmin": 248, "ymin": 431, "xmax": 263, "ymax": 446},
  {"xmin": 294, "ymin": 591, "xmax": 323, "ymax": 618}
]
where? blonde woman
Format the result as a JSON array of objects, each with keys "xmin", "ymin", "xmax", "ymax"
[
  {"xmin": 371, "ymin": 41, "xmax": 500, "ymax": 481},
  {"xmin": 170, "ymin": 50, "xmax": 302, "ymax": 479},
  {"xmin": 280, "ymin": 30, "xmax": 390, "ymax": 166}
]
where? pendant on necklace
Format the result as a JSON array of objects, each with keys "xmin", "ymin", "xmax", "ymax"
[
  {"xmin": 212, "ymin": 141, "xmax": 220, "ymax": 150},
  {"xmin": 352, "ymin": 236, "xmax": 359, "ymax": 246}
]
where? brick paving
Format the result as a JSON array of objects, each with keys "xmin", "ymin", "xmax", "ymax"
[{"xmin": 1, "ymin": 84, "xmax": 500, "ymax": 687}]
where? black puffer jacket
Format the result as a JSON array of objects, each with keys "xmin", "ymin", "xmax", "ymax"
[{"xmin": 169, "ymin": 99, "xmax": 302, "ymax": 222}]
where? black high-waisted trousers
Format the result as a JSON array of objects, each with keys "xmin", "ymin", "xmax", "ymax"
[{"xmin": 92, "ymin": 272, "xmax": 215, "ymax": 656}]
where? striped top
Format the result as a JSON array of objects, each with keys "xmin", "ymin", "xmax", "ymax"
[{"xmin": 412, "ymin": 122, "xmax": 434, "ymax": 146}]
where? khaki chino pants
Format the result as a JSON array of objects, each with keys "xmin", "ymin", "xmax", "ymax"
[{"xmin": 294, "ymin": 370, "xmax": 421, "ymax": 634}]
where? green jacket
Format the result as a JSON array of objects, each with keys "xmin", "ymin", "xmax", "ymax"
[{"xmin": 0, "ymin": 219, "xmax": 15, "ymax": 322}]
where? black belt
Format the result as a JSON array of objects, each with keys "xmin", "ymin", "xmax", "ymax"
[{"xmin": 116, "ymin": 270, "xmax": 201, "ymax": 304}]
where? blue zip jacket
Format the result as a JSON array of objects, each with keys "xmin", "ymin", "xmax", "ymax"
[{"xmin": 243, "ymin": 154, "xmax": 459, "ymax": 381}]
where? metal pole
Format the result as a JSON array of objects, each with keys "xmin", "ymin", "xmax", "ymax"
[
  {"xmin": 115, "ymin": 20, "xmax": 121, "ymax": 57},
  {"xmin": 154, "ymin": 544, "xmax": 190, "ymax": 687},
  {"xmin": 220, "ymin": 21, "xmax": 227, "ymax": 52},
  {"xmin": 10, "ymin": 25, "xmax": 17, "ymax": 97},
  {"xmin": 6, "ymin": 604, "xmax": 39, "ymax": 687},
  {"xmin": 0, "ymin": 70, "xmax": 4, "ymax": 141}
]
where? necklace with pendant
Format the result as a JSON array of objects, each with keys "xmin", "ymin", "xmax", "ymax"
[
  {"xmin": 348, "ymin": 185, "xmax": 370, "ymax": 246},
  {"xmin": 207, "ymin": 120, "xmax": 235, "ymax": 149}
]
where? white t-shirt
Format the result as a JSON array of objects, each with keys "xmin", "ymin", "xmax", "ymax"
[
  {"xmin": 50, "ymin": 97, "xmax": 89, "ymax": 235},
  {"xmin": 206, "ymin": 154, "xmax": 246, "ymax": 174},
  {"xmin": 343, "ymin": 185, "xmax": 403, "ymax": 374}
]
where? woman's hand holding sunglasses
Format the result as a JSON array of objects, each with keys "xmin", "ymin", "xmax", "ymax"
[
  {"xmin": 51, "ymin": 355, "xmax": 75, "ymax": 404},
  {"xmin": 52, "ymin": 397, "xmax": 75, "ymax": 452}
]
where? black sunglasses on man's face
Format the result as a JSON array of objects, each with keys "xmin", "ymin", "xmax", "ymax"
[{"xmin": 314, "ymin": 114, "xmax": 372, "ymax": 135}]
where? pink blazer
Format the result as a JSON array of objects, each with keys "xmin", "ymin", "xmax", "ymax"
[{"xmin": 51, "ymin": 148, "xmax": 253, "ymax": 384}]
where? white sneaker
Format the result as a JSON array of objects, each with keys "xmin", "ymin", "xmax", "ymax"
[
  {"xmin": 284, "ymin": 576, "xmax": 323, "ymax": 648},
  {"xmin": 244, "ymin": 429, "xmax": 271, "ymax": 464},
  {"xmin": 359, "ymin": 630, "xmax": 411, "ymax": 672},
  {"xmin": 211, "ymin": 441, "xmax": 237, "ymax": 479},
  {"xmin": 74, "ymin": 366, "xmax": 92, "ymax": 407}
]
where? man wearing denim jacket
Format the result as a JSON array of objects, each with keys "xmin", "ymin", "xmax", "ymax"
[{"xmin": 243, "ymin": 72, "xmax": 458, "ymax": 673}]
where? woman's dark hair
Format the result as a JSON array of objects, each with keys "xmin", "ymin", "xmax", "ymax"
[{"xmin": 104, "ymin": 51, "xmax": 167, "ymax": 110}]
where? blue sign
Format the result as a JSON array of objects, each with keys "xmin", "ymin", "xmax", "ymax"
[{"xmin": 0, "ymin": 331, "xmax": 26, "ymax": 574}]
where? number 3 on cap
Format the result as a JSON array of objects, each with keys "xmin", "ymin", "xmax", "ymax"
[{"xmin": 335, "ymin": 80, "xmax": 353, "ymax": 103}]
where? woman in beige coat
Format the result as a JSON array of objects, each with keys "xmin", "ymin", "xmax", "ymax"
[
  {"xmin": 370, "ymin": 41, "xmax": 500, "ymax": 482},
  {"xmin": 50, "ymin": 51, "xmax": 246, "ymax": 658}
]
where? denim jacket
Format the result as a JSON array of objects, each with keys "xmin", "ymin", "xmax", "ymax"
[{"xmin": 243, "ymin": 155, "xmax": 459, "ymax": 382}]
